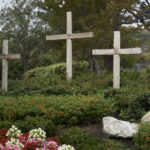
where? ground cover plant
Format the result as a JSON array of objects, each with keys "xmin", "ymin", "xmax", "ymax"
[
  {"xmin": 0, "ymin": 125, "xmax": 76, "ymax": 150},
  {"xmin": 0, "ymin": 64, "xmax": 150, "ymax": 149},
  {"xmin": 133, "ymin": 122, "xmax": 150, "ymax": 150},
  {"xmin": 0, "ymin": 94, "xmax": 115, "ymax": 126},
  {"xmin": 0, "ymin": 125, "xmax": 134, "ymax": 150}
]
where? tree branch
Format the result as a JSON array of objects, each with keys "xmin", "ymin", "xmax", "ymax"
[{"xmin": 145, "ymin": 0, "xmax": 150, "ymax": 6}]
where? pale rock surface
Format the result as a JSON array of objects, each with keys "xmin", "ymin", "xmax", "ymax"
[
  {"xmin": 141, "ymin": 112, "xmax": 150, "ymax": 123},
  {"xmin": 103, "ymin": 117, "xmax": 138, "ymax": 138}
]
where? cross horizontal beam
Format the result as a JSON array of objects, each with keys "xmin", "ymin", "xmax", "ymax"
[
  {"xmin": 0, "ymin": 54, "xmax": 21, "ymax": 59},
  {"xmin": 93, "ymin": 48, "xmax": 142, "ymax": 55},
  {"xmin": 93, "ymin": 49, "xmax": 114, "ymax": 55},
  {"xmin": 46, "ymin": 32, "xmax": 93, "ymax": 41},
  {"xmin": 118, "ymin": 48, "xmax": 142, "ymax": 54}
]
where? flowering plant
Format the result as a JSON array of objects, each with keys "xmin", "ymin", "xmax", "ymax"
[
  {"xmin": 29, "ymin": 128, "xmax": 46, "ymax": 140},
  {"xmin": 0, "ymin": 128, "xmax": 8, "ymax": 145},
  {"xmin": 6, "ymin": 125, "xmax": 22, "ymax": 138},
  {"xmin": 6, "ymin": 138, "xmax": 24, "ymax": 149},
  {"xmin": 44, "ymin": 141, "xmax": 59, "ymax": 150},
  {"xmin": 0, "ymin": 143, "xmax": 21, "ymax": 150},
  {"xmin": 0, "ymin": 126, "xmax": 75, "ymax": 150},
  {"xmin": 58, "ymin": 144, "xmax": 75, "ymax": 150}
]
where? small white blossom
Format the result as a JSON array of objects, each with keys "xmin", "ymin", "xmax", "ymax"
[
  {"xmin": 29, "ymin": 128, "xmax": 46, "ymax": 140},
  {"xmin": 6, "ymin": 138, "xmax": 24, "ymax": 148},
  {"xmin": 6, "ymin": 125, "xmax": 22, "ymax": 138},
  {"xmin": 58, "ymin": 144, "xmax": 75, "ymax": 150}
]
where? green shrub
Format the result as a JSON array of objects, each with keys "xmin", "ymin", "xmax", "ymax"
[
  {"xmin": 59, "ymin": 127, "xmax": 101, "ymax": 150},
  {"xmin": 99, "ymin": 139, "xmax": 134, "ymax": 150},
  {"xmin": 0, "ymin": 95, "xmax": 115, "ymax": 126},
  {"xmin": 59, "ymin": 127, "xmax": 133, "ymax": 150},
  {"xmin": 25, "ymin": 61, "xmax": 89, "ymax": 79},
  {"xmin": 121, "ymin": 55, "xmax": 138, "ymax": 68},
  {"xmin": 103, "ymin": 89, "xmax": 150, "ymax": 122},
  {"xmin": 0, "ymin": 121, "xmax": 13, "ymax": 130},
  {"xmin": 0, "ymin": 72, "xmax": 113, "ymax": 96},
  {"xmin": 133, "ymin": 122, "xmax": 150, "ymax": 150},
  {"xmin": 0, "ymin": 117, "xmax": 58, "ymax": 137},
  {"xmin": 15, "ymin": 116, "xmax": 58, "ymax": 136}
]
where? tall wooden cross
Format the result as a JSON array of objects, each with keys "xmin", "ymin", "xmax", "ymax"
[
  {"xmin": 1, "ymin": 39, "xmax": 21, "ymax": 92},
  {"xmin": 46, "ymin": 11, "xmax": 94, "ymax": 80},
  {"xmin": 92, "ymin": 31, "xmax": 142, "ymax": 89}
]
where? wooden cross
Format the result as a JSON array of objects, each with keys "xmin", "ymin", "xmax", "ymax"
[
  {"xmin": 92, "ymin": 31, "xmax": 142, "ymax": 89},
  {"xmin": 1, "ymin": 39, "xmax": 21, "ymax": 92},
  {"xmin": 46, "ymin": 11, "xmax": 94, "ymax": 80}
]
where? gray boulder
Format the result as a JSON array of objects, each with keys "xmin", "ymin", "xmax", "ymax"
[
  {"xmin": 103, "ymin": 117, "xmax": 138, "ymax": 138},
  {"xmin": 141, "ymin": 112, "xmax": 150, "ymax": 123}
]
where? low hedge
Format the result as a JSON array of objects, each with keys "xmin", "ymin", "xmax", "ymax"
[
  {"xmin": 0, "ymin": 72, "xmax": 113, "ymax": 96},
  {"xmin": 0, "ymin": 116, "xmax": 58, "ymax": 137},
  {"xmin": 0, "ymin": 95, "xmax": 115, "ymax": 126},
  {"xmin": 104, "ymin": 88, "xmax": 150, "ymax": 122},
  {"xmin": 25, "ymin": 61, "xmax": 89, "ymax": 79}
]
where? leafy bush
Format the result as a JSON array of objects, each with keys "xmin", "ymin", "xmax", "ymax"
[
  {"xmin": 59, "ymin": 127, "xmax": 133, "ymax": 150},
  {"xmin": 0, "ymin": 117, "xmax": 58, "ymax": 137},
  {"xmin": 59, "ymin": 127, "xmax": 101, "ymax": 150},
  {"xmin": 133, "ymin": 122, "xmax": 150, "ymax": 150},
  {"xmin": 0, "ymin": 121, "xmax": 13, "ymax": 130},
  {"xmin": 15, "ymin": 116, "xmax": 58, "ymax": 136},
  {"xmin": 99, "ymin": 139, "xmax": 134, "ymax": 150},
  {"xmin": 25, "ymin": 61, "xmax": 89, "ymax": 79},
  {"xmin": 0, "ymin": 95, "xmax": 115, "ymax": 126},
  {"xmin": 103, "ymin": 88, "xmax": 150, "ymax": 122},
  {"xmin": 0, "ymin": 71, "xmax": 113, "ymax": 96}
]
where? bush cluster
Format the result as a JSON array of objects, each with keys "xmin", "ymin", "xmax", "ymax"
[
  {"xmin": 25, "ymin": 61, "xmax": 89, "ymax": 79},
  {"xmin": 0, "ymin": 116, "xmax": 58, "ymax": 137},
  {"xmin": 0, "ymin": 72, "xmax": 112, "ymax": 96},
  {"xmin": 103, "ymin": 88, "xmax": 150, "ymax": 122},
  {"xmin": 133, "ymin": 122, "xmax": 150, "ymax": 150},
  {"xmin": 59, "ymin": 127, "xmax": 133, "ymax": 150},
  {"xmin": 0, "ymin": 95, "xmax": 115, "ymax": 126}
]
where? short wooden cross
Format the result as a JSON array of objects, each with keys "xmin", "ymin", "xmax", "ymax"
[
  {"xmin": 1, "ymin": 39, "xmax": 21, "ymax": 92},
  {"xmin": 92, "ymin": 31, "xmax": 142, "ymax": 89},
  {"xmin": 46, "ymin": 11, "xmax": 94, "ymax": 80}
]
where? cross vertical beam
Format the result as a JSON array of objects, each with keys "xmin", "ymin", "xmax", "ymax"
[
  {"xmin": 92, "ymin": 31, "xmax": 142, "ymax": 89},
  {"xmin": 113, "ymin": 31, "xmax": 120, "ymax": 89},
  {"xmin": 67, "ymin": 12, "xmax": 72, "ymax": 80},
  {"xmin": 2, "ymin": 39, "xmax": 8, "ymax": 91},
  {"xmin": 46, "ymin": 11, "xmax": 94, "ymax": 80}
]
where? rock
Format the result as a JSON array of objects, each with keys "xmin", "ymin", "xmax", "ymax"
[
  {"xmin": 141, "ymin": 112, "xmax": 150, "ymax": 123},
  {"xmin": 103, "ymin": 117, "xmax": 138, "ymax": 138}
]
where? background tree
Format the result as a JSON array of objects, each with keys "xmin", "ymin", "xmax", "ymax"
[
  {"xmin": 44, "ymin": 0, "xmax": 141, "ymax": 71},
  {"xmin": 0, "ymin": 0, "xmax": 55, "ymax": 78},
  {"xmin": 127, "ymin": 0, "xmax": 150, "ymax": 31}
]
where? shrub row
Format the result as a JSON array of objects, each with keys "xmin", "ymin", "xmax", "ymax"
[
  {"xmin": 59, "ymin": 127, "xmax": 133, "ymax": 150},
  {"xmin": 104, "ymin": 88, "xmax": 150, "ymax": 122},
  {"xmin": 25, "ymin": 61, "xmax": 89, "ymax": 79},
  {"xmin": 0, "ymin": 95, "xmax": 115, "ymax": 126},
  {"xmin": 0, "ymin": 72, "xmax": 113, "ymax": 96}
]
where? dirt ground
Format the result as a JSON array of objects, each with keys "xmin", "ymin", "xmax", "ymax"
[
  {"xmin": 59, "ymin": 123, "xmax": 136, "ymax": 148},
  {"xmin": 78, "ymin": 124, "xmax": 135, "ymax": 148}
]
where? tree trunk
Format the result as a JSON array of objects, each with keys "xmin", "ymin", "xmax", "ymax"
[
  {"xmin": 89, "ymin": 56, "xmax": 100, "ymax": 74},
  {"xmin": 104, "ymin": 56, "xmax": 113, "ymax": 71},
  {"xmin": 23, "ymin": 55, "xmax": 29, "ymax": 73}
]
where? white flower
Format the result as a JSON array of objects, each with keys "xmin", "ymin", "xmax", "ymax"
[
  {"xmin": 6, "ymin": 138, "xmax": 24, "ymax": 148},
  {"xmin": 6, "ymin": 125, "xmax": 22, "ymax": 138},
  {"xmin": 29, "ymin": 128, "xmax": 46, "ymax": 140},
  {"xmin": 58, "ymin": 144, "xmax": 75, "ymax": 150}
]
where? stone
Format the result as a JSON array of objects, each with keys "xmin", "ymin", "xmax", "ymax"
[
  {"xmin": 103, "ymin": 117, "xmax": 138, "ymax": 138},
  {"xmin": 141, "ymin": 112, "xmax": 150, "ymax": 123}
]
